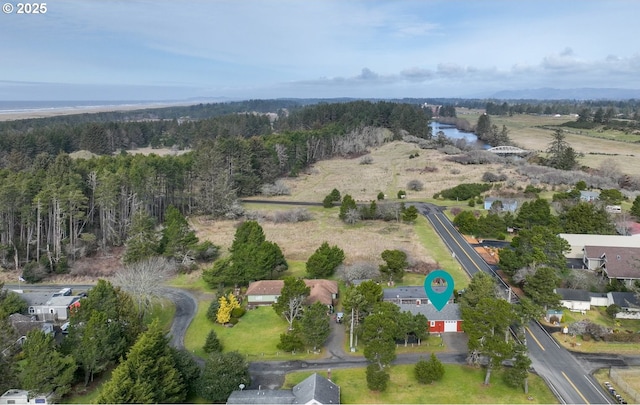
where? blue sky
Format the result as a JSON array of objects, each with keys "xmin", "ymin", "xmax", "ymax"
[{"xmin": 1, "ymin": 0, "xmax": 639, "ymax": 101}]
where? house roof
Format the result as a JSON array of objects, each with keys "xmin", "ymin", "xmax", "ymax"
[
  {"xmin": 555, "ymin": 288, "xmax": 591, "ymax": 302},
  {"xmin": 227, "ymin": 389, "xmax": 295, "ymax": 404},
  {"xmin": 292, "ymin": 373, "xmax": 340, "ymax": 404},
  {"xmin": 8, "ymin": 313, "xmax": 44, "ymax": 337},
  {"xmin": 608, "ymin": 292, "xmax": 640, "ymax": 309},
  {"xmin": 396, "ymin": 302, "xmax": 461, "ymax": 322},
  {"xmin": 246, "ymin": 279, "xmax": 338, "ymax": 305},
  {"xmin": 580, "ymin": 190, "xmax": 600, "ymax": 199},
  {"xmin": 583, "ymin": 246, "xmax": 640, "ymax": 280},
  {"xmin": 383, "ymin": 286, "xmax": 427, "ymax": 300},
  {"xmin": 226, "ymin": 373, "xmax": 340, "ymax": 405},
  {"xmin": 484, "ymin": 197, "xmax": 517, "ymax": 205}
]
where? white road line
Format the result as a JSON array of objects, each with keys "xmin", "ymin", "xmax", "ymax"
[{"xmin": 584, "ymin": 374, "xmax": 611, "ymax": 403}]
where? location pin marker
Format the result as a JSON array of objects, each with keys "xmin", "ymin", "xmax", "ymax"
[{"xmin": 424, "ymin": 269, "xmax": 454, "ymax": 311}]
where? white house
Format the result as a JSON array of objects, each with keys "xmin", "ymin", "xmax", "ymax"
[
  {"xmin": 555, "ymin": 288, "xmax": 591, "ymax": 312},
  {"xmin": 483, "ymin": 197, "xmax": 518, "ymax": 212},
  {"xmin": 21, "ymin": 292, "xmax": 82, "ymax": 321},
  {"xmin": 0, "ymin": 390, "xmax": 51, "ymax": 405},
  {"xmin": 579, "ymin": 190, "xmax": 600, "ymax": 202},
  {"xmin": 608, "ymin": 292, "xmax": 640, "ymax": 319}
]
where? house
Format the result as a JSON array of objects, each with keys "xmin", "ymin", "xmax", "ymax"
[
  {"xmin": 607, "ymin": 292, "xmax": 640, "ymax": 319},
  {"xmin": 22, "ymin": 293, "xmax": 81, "ymax": 321},
  {"xmin": 582, "ymin": 246, "xmax": 640, "ymax": 287},
  {"xmin": 397, "ymin": 302, "xmax": 463, "ymax": 333},
  {"xmin": 246, "ymin": 280, "xmax": 338, "ymax": 308},
  {"xmin": 555, "ymin": 288, "xmax": 591, "ymax": 312},
  {"xmin": 559, "ymin": 233, "xmax": 640, "ymax": 259},
  {"xmin": 483, "ymin": 197, "xmax": 518, "ymax": 212},
  {"xmin": 579, "ymin": 190, "xmax": 600, "ymax": 202},
  {"xmin": 226, "ymin": 373, "xmax": 340, "ymax": 405},
  {"xmin": 383, "ymin": 286, "xmax": 453, "ymax": 306},
  {"xmin": 0, "ymin": 389, "xmax": 51, "ymax": 405}
]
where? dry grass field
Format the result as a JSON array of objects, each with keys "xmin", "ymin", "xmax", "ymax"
[
  {"xmin": 249, "ymin": 141, "xmax": 518, "ymax": 204},
  {"xmin": 191, "ymin": 207, "xmax": 435, "ymax": 267}
]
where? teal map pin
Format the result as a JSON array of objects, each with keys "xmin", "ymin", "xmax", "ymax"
[{"xmin": 424, "ymin": 269, "xmax": 454, "ymax": 311}]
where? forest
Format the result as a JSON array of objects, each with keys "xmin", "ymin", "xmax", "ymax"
[{"xmin": 0, "ymin": 100, "xmax": 431, "ymax": 276}]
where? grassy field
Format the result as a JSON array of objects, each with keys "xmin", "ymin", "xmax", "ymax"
[
  {"xmin": 185, "ymin": 302, "xmax": 323, "ymax": 361},
  {"xmin": 283, "ymin": 364, "xmax": 558, "ymax": 404},
  {"xmin": 459, "ymin": 110, "xmax": 640, "ymax": 177}
]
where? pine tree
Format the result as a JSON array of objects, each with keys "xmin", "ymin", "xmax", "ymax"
[
  {"xmin": 20, "ymin": 329, "xmax": 76, "ymax": 398},
  {"xmin": 123, "ymin": 210, "xmax": 159, "ymax": 264},
  {"xmin": 97, "ymin": 321, "xmax": 185, "ymax": 404},
  {"xmin": 300, "ymin": 302, "xmax": 331, "ymax": 351},
  {"xmin": 203, "ymin": 330, "xmax": 223, "ymax": 353},
  {"xmin": 197, "ymin": 352, "xmax": 250, "ymax": 403}
]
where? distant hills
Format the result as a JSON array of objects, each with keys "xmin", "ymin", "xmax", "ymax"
[{"xmin": 490, "ymin": 87, "xmax": 640, "ymax": 100}]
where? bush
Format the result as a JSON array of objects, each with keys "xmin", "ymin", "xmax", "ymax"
[
  {"xmin": 496, "ymin": 232, "xmax": 506, "ymax": 241},
  {"xmin": 606, "ymin": 304, "xmax": 621, "ymax": 318},
  {"xmin": 377, "ymin": 192, "xmax": 385, "ymax": 201},
  {"xmin": 366, "ymin": 364, "xmax": 390, "ymax": 392},
  {"xmin": 22, "ymin": 261, "xmax": 47, "ymax": 283},
  {"xmin": 360, "ymin": 155, "xmax": 374, "ymax": 165},
  {"xmin": 482, "ymin": 171, "xmax": 508, "ymax": 183},
  {"xmin": 231, "ymin": 307, "xmax": 246, "ymax": 319},
  {"xmin": 440, "ymin": 183, "xmax": 492, "ymax": 201},
  {"xmin": 407, "ymin": 180, "xmax": 424, "ymax": 191},
  {"xmin": 207, "ymin": 300, "xmax": 220, "ymax": 322},
  {"xmin": 277, "ymin": 331, "xmax": 304, "ymax": 353},
  {"xmin": 260, "ymin": 180, "xmax": 291, "ymax": 196},
  {"xmin": 468, "ymin": 199, "xmax": 475, "ymax": 207},
  {"xmin": 397, "ymin": 190, "xmax": 406, "ymax": 199}
]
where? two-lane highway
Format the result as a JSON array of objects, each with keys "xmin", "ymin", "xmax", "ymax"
[{"xmin": 412, "ymin": 202, "xmax": 612, "ymax": 404}]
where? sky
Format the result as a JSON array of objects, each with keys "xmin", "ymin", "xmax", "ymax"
[{"xmin": 1, "ymin": 0, "xmax": 640, "ymax": 101}]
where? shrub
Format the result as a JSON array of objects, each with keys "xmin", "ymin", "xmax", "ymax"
[
  {"xmin": 606, "ymin": 304, "xmax": 621, "ymax": 318},
  {"xmin": 260, "ymin": 180, "xmax": 291, "ymax": 196},
  {"xmin": 277, "ymin": 331, "xmax": 304, "ymax": 353},
  {"xmin": 231, "ymin": 307, "xmax": 246, "ymax": 319},
  {"xmin": 468, "ymin": 199, "xmax": 475, "ymax": 207},
  {"xmin": 397, "ymin": 190, "xmax": 407, "ymax": 199},
  {"xmin": 450, "ymin": 168, "xmax": 461, "ymax": 175},
  {"xmin": 440, "ymin": 183, "xmax": 492, "ymax": 201},
  {"xmin": 203, "ymin": 330, "xmax": 223, "ymax": 353},
  {"xmin": 407, "ymin": 180, "xmax": 424, "ymax": 191},
  {"xmin": 206, "ymin": 300, "xmax": 220, "ymax": 323},
  {"xmin": 482, "ymin": 171, "xmax": 508, "ymax": 183},
  {"xmin": 496, "ymin": 232, "xmax": 506, "ymax": 241},
  {"xmin": 360, "ymin": 155, "xmax": 374, "ymax": 165},
  {"xmin": 377, "ymin": 192, "xmax": 385, "ymax": 201},
  {"xmin": 22, "ymin": 261, "xmax": 47, "ymax": 283},
  {"xmin": 366, "ymin": 364, "xmax": 390, "ymax": 392},
  {"xmin": 228, "ymin": 317, "xmax": 239, "ymax": 325}
]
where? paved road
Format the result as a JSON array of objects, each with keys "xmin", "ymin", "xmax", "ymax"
[{"xmin": 411, "ymin": 202, "xmax": 613, "ymax": 405}]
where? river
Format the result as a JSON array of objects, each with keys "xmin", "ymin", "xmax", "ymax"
[{"xmin": 429, "ymin": 121, "xmax": 489, "ymax": 149}]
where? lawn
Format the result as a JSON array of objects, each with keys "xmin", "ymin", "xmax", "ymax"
[
  {"xmin": 283, "ymin": 363, "xmax": 558, "ymax": 404},
  {"xmin": 185, "ymin": 302, "xmax": 323, "ymax": 361}
]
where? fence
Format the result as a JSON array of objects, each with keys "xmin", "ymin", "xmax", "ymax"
[{"xmin": 610, "ymin": 367, "xmax": 640, "ymax": 404}]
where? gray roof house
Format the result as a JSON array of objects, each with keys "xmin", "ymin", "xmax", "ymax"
[
  {"xmin": 555, "ymin": 288, "xmax": 591, "ymax": 312},
  {"xmin": 383, "ymin": 286, "xmax": 451, "ymax": 306},
  {"xmin": 583, "ymin": 246, "xmax": 640, "ymax": 287},
  {"xmin": 579, "ymin": 190, "xmax": 600, "ymax": 202},
  {"xmin": 608, "ymin": 292, "xmax": 640, "ymax": 319},
  {"xmin": 484, "ymin": 197, "xmax": 518, "ymax": 212},
  {"xmin": 227, "ymin": 373, "xmax": 340, "ymax": 405}
]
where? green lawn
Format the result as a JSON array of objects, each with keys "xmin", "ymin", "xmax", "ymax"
[
  {"xmin": 284, "ymin": 364, "xmax": 558, "ymax": 404},
  {"xmin": 185, "ymin": 302, "xmax": 322, "ymax": 361}
]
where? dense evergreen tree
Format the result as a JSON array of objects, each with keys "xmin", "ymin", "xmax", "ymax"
[
  {"xmin": 379, "ymin": 249, "xmax": 408, "ymax": 283},
  {"xmin": 123, "ymin": 210, "xmax": 160, "ymax": 264},
  {"xmin": 197, "ymin": 351, "xmax": 250, "ymax": 403},
  {"xmin": 203, "ymin": 330, "xmax": 223, "ymax": 353},
  {"xmin": 524, "ymin": 267, "xmax": 561, "ymax": 310},
  {"xmin": 414, "ymin": 353, "xmax": 445, "ymax": 384},
  {"xmin": 20, "ymin": 329, "xmax": 76, "ymax": 398},
  {"xmin": 546, "ymin": 129, "xmax": 577, "ymax": 170},
  {"xmin": 97, "ymin": 322, "xmax": 186, "ymax": 404},
  {"xmin": 300, "ymin": 301, "xmax": 331, "ymax": 351},
  {"xmin": 559, "ymin": 202, "xmax": 616, "ymax": 234},
  {"xmin": 306, "ymin": 242, "xmax": 345, "ymax": 278}
]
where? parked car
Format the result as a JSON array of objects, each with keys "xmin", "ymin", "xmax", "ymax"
[{"xmin": 336, "ymin": 312, "xmax": 344, "ymax": 324}]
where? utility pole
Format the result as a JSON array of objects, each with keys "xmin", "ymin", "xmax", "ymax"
[{"xmin": 350, "ymin": 307, "xmax": 354, "ymax": 352}]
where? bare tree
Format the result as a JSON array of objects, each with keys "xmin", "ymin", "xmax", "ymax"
[{"xmin": 113, "ymin": 256, "xmax": 177, "ymax": 319}]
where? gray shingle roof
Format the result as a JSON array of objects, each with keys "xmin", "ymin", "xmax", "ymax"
[
  {"xmin": 555, "ymin": 288, "xmax": 591, "ymax": 302},
  {"xmin": 609, "ymin": 292, "xmax": 640, "ymax": 309},
  {"xmin": 383, "ymin": 286, "xmax": 428, "ymax": 300},
  {"xmin": 227, "ymin": 389, "xmax": 295, "ymax": 404},
  {"xmin": 226, "ymin": 373, "xmax": 340, "ymax": 405},
  {"xmin": 292, "ymin": 372, "xmax": 340, "ymax": 404},
  {"xmin": 396, "ymin": 302, "xmax": 461, "ymax": 321}
]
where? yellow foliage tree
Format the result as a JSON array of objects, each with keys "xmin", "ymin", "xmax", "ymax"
[
  {"xmin": 216, "ymin": 296, "xmax": 232, "ymax": 324},
  {"xmin": 216, "ymin": 293, "xmax": 241, "ymax": 324}
]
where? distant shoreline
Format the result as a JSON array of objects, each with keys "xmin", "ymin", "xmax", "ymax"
[{"xmin": 0, "ymin": 101, "xmax": 200, "ymax": 122}]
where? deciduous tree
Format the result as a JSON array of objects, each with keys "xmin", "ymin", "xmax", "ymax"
[{"xmin": 272, "ymin": 277, "xmax": 310, "ymax": 330}]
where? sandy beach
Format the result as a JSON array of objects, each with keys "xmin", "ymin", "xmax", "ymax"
[{"xmin": 0, "ymin": 101, "xmax": 199, "ymax": 122}]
